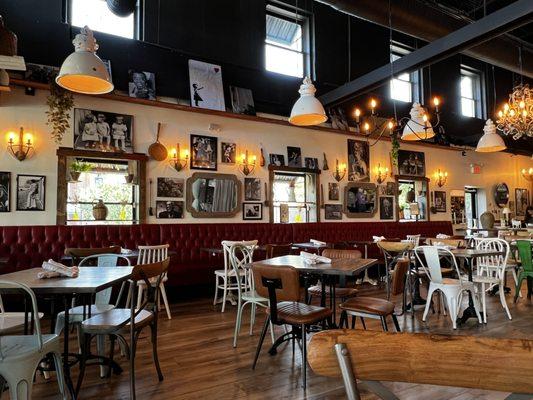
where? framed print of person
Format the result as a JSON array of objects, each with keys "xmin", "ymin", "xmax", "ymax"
[
  {"xmin": 0, "ymin": 172, "xmax": 10, "ymax": 212},
  {"xmin": 128, "ymin": 70, "xmax": 156, "ymax": 100},
  {"xmin": 379, "ymin": 196, "xmax": 394, "ymax": 220},
  {"xmin": 325, "ymin": 204, "xmax": 342, "ymax": 220},
  {"xmin": 328, "ymin": 182, "xmax": 340, "ymax": 201},
  {"xmin": 344, "ymin": 182, "xmax": 377, "ymax": 218},
  {"xmin": 347, "ymin": 139, "xmax": 369, "ymax": 182},
  {"xmin": 229, "ymin": 86, "xmax": 256, "ymax": 116},
  {"xmin": 269, "ymin": 154, "xmax": 285, "ymax": 167},
  {"xmin": 243, "ymin": 203, "xmax": 262, "ymax": 220},
  {"xmin": 74, "ymin": 108, "xmax": 134, "ymax": 153},
  {"xmin": 397, "ymin": 150, "xmax": 426, "ymax": 177},
  {"xmin": 188, "ymin": 59, "xmax": 225, "ymax": 111},
  {"xmin": 244, "ymin": 178, "xmax": 261, "ymax": 201},
  {"xmin": 156, "ymin": 200, "xmax": 184, "ymax": 219},
  {"xmin": 287, "ymin": 147, "xmax": 302, "ymax": 167},
  {"xmin": 305, "ymin": 157, "xmax": 319, "ymax": 170},
  {"xmin": 434, "ymin": 190, "xmax": 447, "ymax": 213},
  {"xmin": 221, "ymin": 142, "xmax": 236, "ymax": 164},
  {"xmin": 16, "ymin": 175, "xmax": 45, "ymax": 211},
  {"xmin": 157, "ymin": 177, "xmax": 184, "ymax": 198},
  {"xmin": 190, "ymin": 134, "xmax": 218, "ymax": 170},
  {"xmin": 515, "ymin": 188, "xmax": 529, "ymax": 216}
]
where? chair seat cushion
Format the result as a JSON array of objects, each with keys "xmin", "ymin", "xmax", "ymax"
[
  {"xmin": 308, "ymin": 285, "xmax": 358, "ymax": 299},
  {"xmin": 81, "ymin": 309, "xmax": 154, "ymax": 333},
  {"xmin": 268, "ymin": 301, "xmax": 332, "ymax": 325},
  {"xmin": 472, "ymin": 275, "xmax": 499, "ymax": 284},
  {"xmin": 138, "ymin": 275, "xmax": 169, "ymax": 287},
  {"xmin": 242, "ymin": 290, "xmax": 268, "ymax": 303},
  {"xmin": 340, "ymin": 296, "xmax": 395, "ymax": 316},
  {"xmin": 214, "ymin": 269, "xmax": 246, "ymax": 277}
]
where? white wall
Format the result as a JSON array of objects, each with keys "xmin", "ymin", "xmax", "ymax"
[{"xmin": 0, "ymin": 87, "xmax": 531, "ymax": 226}]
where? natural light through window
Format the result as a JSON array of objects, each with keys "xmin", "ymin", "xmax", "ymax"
[
  {"xmin": 71, "ymin": 0, "xmax": 134, "ymax": 39},
  {"xmin": 265, "ymin": 14, "xmax": 304, "ymax": 78},
  {"xmin": 389, "ymin": 46, "xmax": 417, "ymax": 103}
]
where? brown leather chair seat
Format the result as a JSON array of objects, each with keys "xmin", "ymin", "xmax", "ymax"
[
  {"xmin": 307, "ymin": 285, "xmax": 358, "ymax": 299},
  {"xmin": 340, "ymin": 297, "xmax": 395, "ymax": 317},
  {"xmin": 268, "ymin": 301, "xmax": 333, "ymax": 325}
]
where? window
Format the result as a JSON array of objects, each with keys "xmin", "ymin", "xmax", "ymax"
[
  {"xmin": 460, "ymin": 66, "xmax": 483, "ymax": 118},
  {"xmin": 397, "ymin": 179, "xmax": 428, "ymax": 222},
  {"xmin": 69, "ymin": 0, "xmax": 136, "ymax": 39},
  {"xmin": 390, "ymin": 43, "xmax": 421, "ymax": 103},
  {"xmin": 271, "ymin": 171, "xmax": 317, "ymax": 223},
  {"xmin": 265, "ymin": 4, "xmax": 310, "ymax": 78}
]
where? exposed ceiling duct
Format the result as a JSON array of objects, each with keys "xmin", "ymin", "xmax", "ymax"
[{"xmin": 315, "ymin": 0, "xmax": 533, "ymax": 79}]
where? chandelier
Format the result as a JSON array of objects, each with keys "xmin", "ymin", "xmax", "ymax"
[{"xmin": 496, "ymin": 84, "xmax": 533, "ymax": 140}]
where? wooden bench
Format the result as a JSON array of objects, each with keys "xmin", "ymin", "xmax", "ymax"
[{"xmin": 308, "ymin": 329, "xmax": 533, "ymax": 400}]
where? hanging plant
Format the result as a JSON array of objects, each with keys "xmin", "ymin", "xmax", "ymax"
[
  {"xmin": 46, "ymin": 81, "xmax": 74, "ymax": 144},
  {"xmin": 390, "ymin": 131, "xmax": 400, "ymax": 167}
]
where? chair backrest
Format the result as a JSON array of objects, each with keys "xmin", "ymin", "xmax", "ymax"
[
  {"xmin": 390, "ymin": 258, "xmax": 410, "ymax": 296},
  {"xmin": 65, "ymin": 246, "xmax": 121, "ymax": 265},
  {"xmin": 265, "ymin": 243, "xmax": 292, "ymax": 259},
  {"xmin": 308, "ymin": 330, "xmax": 533, "ymax": 399},
  {"xmin": 378, "ymin": 241, "xmax": 413, "ymax": 270},
  {"xmin": 137, "ymin": 244, "xmax": 169, "ymax": 264},
  {"xmin": 426, "ymin": 238, "xmax": 464, "ymax": 248},
  {"xmin": 516, "ymin": 240, "xmax": 533, "ymax": 273},
  {"xmin": 229, "ymin": 243, "xmax": 256, "ymax": 298},
  {"xmin": 415, "ymin": 246, "xmax": 460, "ymax": 284},
  {"xmin": 475, "ymin": 238, "xmax": 508, "ymax": 279},
  {"xmin": 322, "ymin": 249, "xmax": 362, "ymax": 260},
  {"xmin": 222, "ymin": 240, "xmax": 257, "ymax": 273},
  {"xmin": 405, "ymin": 235, "xmax": 421, "ymax": 247}
]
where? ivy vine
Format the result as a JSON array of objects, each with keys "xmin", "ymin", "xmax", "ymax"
[
  {"xmin": 46, "ymin": 81, "xmax": 74, "ymax": 144},
  {"xmin": 390, "ymin": 131, "xmax": 400, "ymax": 167}
]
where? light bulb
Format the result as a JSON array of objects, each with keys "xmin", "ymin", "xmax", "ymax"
[
  {"xmin": 370, "ymin": 99, "xmax": 377, "ymax": 109},
  {"xmin": 510, "ymin": 109, "xmax": 516, "ymax": 117},
  {"xmin": 355, "ymin": 108, "xmax": 361, "ymax": 117},
  {"xmin": 183, "ymin": 149, "xmax": 189, "ymax": 157},
  {"xmin": 498, "ymin": 110, "xmax": 503, "ymax": 118},
  {"xmin": 433, "ymin": 97, "xmax": 440, "ymax": 107},
  {"xmin": 504, "ymin": 103, "xmax": 509, "ymax": 111},
  {"xmin": 523, "ymin": 110, "xmax": 528, "ymax": 117},
  {"xmin": 364, "ymin": 122, "xmax": 370, "ymax": 132},
  {"xmin": 422, "ymin": 114, "xmax": 428, "ymax": 122},
  {"xmin": 519, "ymin": 100, "xmax": 525, "ymax": 109}
]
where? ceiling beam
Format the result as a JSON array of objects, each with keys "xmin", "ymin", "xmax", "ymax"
[{"xmin": 319, "ymin": 0, "xmax": 533, "ymax": 106}]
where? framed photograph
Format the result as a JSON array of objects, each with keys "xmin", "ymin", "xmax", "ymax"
[
  {"xmin": 287, "ymin": 146, "xmax": 302, "ymax": 167},
  {"xmin": 229, "ymin": 86, "xmax": 256, "ymax": 115},
  {"xmin": 244, "ymin": 178, "xmax": 261, "ymax": 201},
  {"xmin": 347, "ymin": 139, "xmax": 370, "ymax": 182},
  {"xmin": 0, "ymin": 172, "xmax": 10, "ymax": 212},
  {"xmin": 397, "ymin": 150, "xmax": 426, "ymax": 177},
  {"xmin": 128, "ymin": 70, "xmax": 156, "ymax": 100},
  {"xmin": 386, "ymin": 182, "xmax": 397, "ymax": 196},
  {"xmin": 328, "ymin": 182, "xmax": 340, "ymax": 201},
  {"xmin": 328, "ymin": 107, "xmax": 349, "ymax": 131},
  {"xmin": 74, "ymin": 108, "xmax": 134, "ymax": 153},
  {"xmin": 434, "ymin": 190, "xmax": 447, "ymax": 213},
  {"xmin": 24, "ymin": 63, "xmax": 59, "ymax": 83},
  {"xmin": 305, "ymin": 157, "xmax": 319, "ymax": 170},
  {"xmin": 188, "ymin": 59, "xmax": 225, "ymax": 111},
  {"xmin": 515, "ymin": 188, "xmax": 529, "ymax": 216},
  {"xmin": 344, "ymin": 182, "xmax": 377, "ymax": 218},
  {"xmin": 379, "ymin": 196, "xmax": 395, "ymax": 220},
  {"xmin": 156, "ymin": 200, "xmax": 184, "ymax": 219},
  {"xmin": 325, "ymin": 204, "xmax": 343, "ymax": 220},
  {"xmin": 190, "ymin": 134, "xmax": 218, "ymax": 170},
  {"xmin": 157, "ymin": 177, "xmax": 184, "ymax": 198},
  {"xmin": 221, "ymin": 142, "xmax": 236, "ymax": 164},
  {"xmin": 243, "ymin": 202, "xmax": 262, "ymax": 220},
  {"xmin": 269, "ymin": 154, "xmax": 285, "ymax": 167},
  {"xmin": 16, "ymin": 175, "xmax": 45, "ymax": 211}
]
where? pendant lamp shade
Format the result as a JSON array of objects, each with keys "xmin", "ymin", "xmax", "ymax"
[
  {"xmin": 289, "ymin": 77, "xmax": 327, "ymax": 126},
  {"xmin": 56, "ymin": 26, "xmax": 113, "ymax": 95},
  {"xmin": 476, "ymin": 119, "xmax": 506, "ymax": 153},
  {"xmin": 401, "ymin": 102, "xmax": 435, "ymax": 141}
]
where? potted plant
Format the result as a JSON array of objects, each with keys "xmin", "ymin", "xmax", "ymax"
[{"xmin": 69, "ymin": 161, "xmax": 92, "ymax": 182}]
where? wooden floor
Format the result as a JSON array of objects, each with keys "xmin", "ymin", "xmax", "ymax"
[{"xmin": 31, "ymin": 280, "xmax": 533, "ymax": 400}]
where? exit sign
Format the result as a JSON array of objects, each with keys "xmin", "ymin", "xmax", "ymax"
[{"xmin": 470, "ymin": 164, "xmax": 482, "ymax": 174}]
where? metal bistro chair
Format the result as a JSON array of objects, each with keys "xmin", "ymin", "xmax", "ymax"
[
  {"xmin": 515, "ymin": 240, "xmax": 533, "ymax": 302},
  {"xmin": 64, "ymin": 246, "xmax": 122, "ymax": 266},
  {"xmin": 0, "ymin": 280, "xmax": 66, "ymax": 400},
  {"xmin": 377, "ymin": 241, "xmax": 413, "ymax": 300}
]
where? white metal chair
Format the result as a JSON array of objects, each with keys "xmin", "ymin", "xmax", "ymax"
[
  {"xmin": 214, "ymin": 240, "xmax": 258, "ymax": 312},
  {"xmin": 0, "ymin": 295, "xmax": 43, "ymax": 334},
  {"xmin": 134, "ymin": 244, "xmax": 171, "ymax": 320},
  {"xmin": 405, "ymin": 235, "xmax": 421, "ymax": 247},
  {"xmin": 0, "ymin": 280, "xmax": 66, "ymax": 400},
  {"xmin": 415, "ymin": 246, "xmax": 482, "ymax": 329},
  {"xmin": 473, "ymin": 238, "xmax": 512, "ymax": 322}
]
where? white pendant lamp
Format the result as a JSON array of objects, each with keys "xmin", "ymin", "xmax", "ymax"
[
  {"xmin": 289, "ymin": 76, "xmax": 327, "ymax": 126},
  {"xmin": 476, "ymin": 119, "xmax": 506, "ymax": 152},
  {"xmin": 401, "ymin": 102, "xmax": 435, "ymax": 141},
  {"xmin": 56, "ymin": 26, "xmax": 113, "ymax": 95}
]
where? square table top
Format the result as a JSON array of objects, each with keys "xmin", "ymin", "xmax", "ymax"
[
  {"xmin": 292, "ymin": 242, "xmax": 328, "ymax": 249},
  {"xmin": 250, "ymin": 255, "xmax": 378, "ymax": 276},
  {"xmin": 447, "ymin": 248, "xmax": 503, "ymax": 258},
  {"xmin": 0, "ymin": 267, "xmax": 133, "ymax": 294}
]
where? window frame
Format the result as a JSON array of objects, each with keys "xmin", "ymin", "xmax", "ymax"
[
  {"xmin": 460, "ymin": 65, "xmax": 484, "ymax": 119},
  {"xmin": 389, "ymin": 42, "xmax": 422, "ymax": 103}
]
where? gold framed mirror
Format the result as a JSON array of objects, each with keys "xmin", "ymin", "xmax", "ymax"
[{"xmin": 186, "ymin": 172, "xmax": 242, "ymax": 218}]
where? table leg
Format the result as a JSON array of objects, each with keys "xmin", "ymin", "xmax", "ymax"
[
  {"xmin": 457, "ymin": 258, "xmax": 483, "ymax": 325},
  {"xmin": 361, "ymin": 245, "xmax": 376, "ymax": 285},
  {"xmin": 63, "ymin": 294, "xmax": 77, "ymax": 400}
]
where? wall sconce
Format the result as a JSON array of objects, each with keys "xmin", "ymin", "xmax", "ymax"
[
  {"xmin": 521, "ymin": 167, "xmax": 533, "ymax": 182},
  {"xmin": 169, "ymin": 144, "xmax": 189, "ymax": 172},
  {"xmin": 333, "ymin": 159, "xmax": 347, "ymax": 182},
  {"xmin": 375, "ymin": 163, "xmax": 389, "ymax": 184},
  {"xmin": 434, "ymin": 169, "xmax": 448, "ymax": 187},
  {"xmin": 238, "ymin": 150, "xmax": 256, "ymax": 176},
  {"xmin": 7, "ymin": 127, "xmax": 34, "ymax": 161}
]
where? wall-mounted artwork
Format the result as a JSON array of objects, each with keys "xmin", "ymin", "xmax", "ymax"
[
  {"xmin": 157, "ymin": 177, "xmax": 184, "ymax": 198},
  {"xmin": 328, "ymin": 107, "xmax": 349, "ymax": 131},
  {"xmin": 515, "ymin": 188, "xmax": 529, "ymax": 216},
  {"xmin": 156, "ymin": 200, "xmax": 184, "ymax": 219},
  {"xmin": 244, "ymin": 178, "xmax": 261, "ymax": 201},
  {"xmin": 243, "ymin": 203, "xmax": 262, "ymax": 220},
  {"xmin": 16, "ymin": 174, "xmax": 45, "ymax": 211},
  {"xmin": 190, "ymin": 134, "xmax": 218, "ymax": 170},
  {"xmin": 221, "ymin": 142, "xmax": 236, "ymax": 163},
  {"xmin": 24, "ymin": 63, "xmax": 59, "ymax": 83},
  {"xmin": 269, "ymin": 154, "xmax": 285, "ymax": 167},
  {"xmin": 74, "ymin": 108, "xmax": 134, "ymax": 153},
  {"xmin": 230, "ymin": 86, "xmax": 256, "ymax": 115},
  {"xmin": 0, "ymin": 172, "xmax": 10, "ymax": 212},
  {"xmin": 386, "ymin": 182, "xmax": 396, "ymax": 196},
  {"xmin": 325, "ymin": 204, "xmax": 342, "ymax": 220},
  {"xmin": 347, "ymin": 139, "xmax": 369, "ymax": 182},
  {"xmin": 128, "ymin": 70, "xmax": 156, "ymax": 100},
  {"xmin": 434, "ymin": 190, "xmax": 447, "ymax": 213},
  {"xmin": 287, "ymin": 146, "xmax": 302, "ymax": 167},
  {"xmin": 397, "ymin": 150, "xmax": 426, "ymax": 177},
  {"xmin": 328, "ymin": 182, "xmax": 339, "ymax": 201},
  {"xmin": 379, "ymin": 196, "xmax": 394, "ymax": 220},
  {"xmin": 188, "ymin": 59, "xmax": 225, "ymax": 111},
  {"xmin": 305, "ymin": 157, "xmax": 319, "ymax": 170},
  {"xmin": 344, "ymin": 182, "xmax": 377, "ymax": 218}
]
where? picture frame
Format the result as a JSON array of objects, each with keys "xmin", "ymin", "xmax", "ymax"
[
  {"xmin": 157, "ymin": 177, "xmax": 184, "ymax": 198},
  {"xmin": 269, "ymin": 154, "xmax": 285, "ymax": 167},
  {"xmin": 188, "ymin": 59, "xmax": 225, "ymax": 111},
  {"xmin": 244, "ymin": 178, "xmax": 261, "ymax": 201},
  {"xmin": 287, "ymin": 147, "xmax": 302, "ymax": 167},
  {"xmin": 16, "ymin": 174, "xmax": 45, "ymax": 211},
  {"xmin": 434, "ymin": 190, "xmax": 447, "ymax": 213},
  {"xmin": 190, "ymin": 134, "xmax": 218, "ymax": 170},
  {"xmin": 343, "ymin": 182, "xmax": 377, "ymax": 218},
  {"xmin": 325, "ymin": 204, "xmax": 342, "ymax": 220},
  {"xmin": 347, "ymin": 139, "xmax": 370, "ymax": 182},
  {"xmin": 243, "ymin": 202, "xmax": 262, "ymax": 220},
  {"xmin": 328, "ymin": 182, "xmax": 340, "ymax": 201},
  {"xmin": 128, "ymin": 70, "xmax": 156, "ymax": 100},
  {"xmin": 379, "ymin": 196, "xmax": 395, "ymax": 220},
  {"xmin": 396, "ymin": 149, "xmax": 426, "ymax": 177},
  {"xmin": 515, "ymin": 188, "xmax": 529, "ymax": 216},
  {"xmin": 221, "ymin": 142, "xmax": 236, "ymax": 164},
  {"xmin": 229, "ymin": 86, "xmax": 256, "ymax": 115},
  {"xmin": 328, "ymin": 107, "xmax": 350, "ymax": 131},
  {"xmin": 0, "ymin": 171, "xmax": 10, "ymax": 212},
  {"xmin": 304, "ymin": 157, "xmax": 319, "ymax": 170},
  {"xmin": 156, "ymin": 200, "xmax": 184, "ymax": 219}
]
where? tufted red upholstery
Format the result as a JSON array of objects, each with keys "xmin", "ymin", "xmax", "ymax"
[{"xmin": 0, "ymin": 221, "xmax": 452, "ymax": 287}]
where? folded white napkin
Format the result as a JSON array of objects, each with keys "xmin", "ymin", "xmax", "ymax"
[
  {"xmin": 38, "ymin": 259, "xmax": 79, "ymax": 279},
  {"xmin": 373, "ymin": 236, "xmax": 386, "ymax": 242},
  {"xmin": 436, "ymin": 233, "xmax": 450, "ymax": 239},
  {"xmin": 300, "ymin": 251, "xmax": 332, "ymax": 264},
  {"xmin": 310, "ymin": 239, "xmax": 327, "ymax": 246}
]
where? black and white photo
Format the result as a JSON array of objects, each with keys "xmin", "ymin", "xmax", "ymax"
[
  {"xmin": 189, "ymin": 59, "xmax": 225, "ymax": 111},
  {"xmin": 157, "ymin": 177, "xmax": 184, "ymax": 198},
  {"xmin": 190, "ymin": 134, "xmax": 217, "ymax": 170},
  {"xmin": 325, "ymin": 204, "xmax": 342, "ymax": 220},
  {"xmin": 0, "ymin": 172, "xmax": 10, "ymax": 212},
  {"xmin": 74, "ymin": 108, "xmax": 134, "ymax": 153},
  {"xmin": 305, "ymin": 157, "xmax": 319, "ymax": 170},
  {"xmin": 221, "ymin": 142, "xmax": 236, "ymax": 163},
  {"xmin": 347, "ymin": 139, "xmax": 369, "ymax": 182},
  {"xmin": 243, "ymin": 203, "xmax": 262, "ymax": 220},
  {"xmin": 16, "ymin": 175, "xmax": 45, "ymax": 211},
  {"xmin": 128, "ymin": 70, "xmax": 156, "ymax": 100},
  {"xmin": 156, "ymin": 200, "xmax": 184, "ymax": 219},
  {"xmin": 269, "ymin": 154, "xmax": 285, "ymax": 167},
  {"xmin": 244, "ymin": 178, "xmax": 261, "ymax": 201},
  {"xmin": 328, "ymin": 182, "xmax": 339, "ymax": 201},
  {"xmin": 287, "ymin": 146, "xmax": 302, "ymax": 167},
  {"xmin": 386, "ymin": 182, "xmax": 396, "ymax": 196},
  {"xmin": 379, "ymin": 196, "xmax": 394, "ymax": 220},
  {"xmin": 346, "ymin": 185, "xmax": 376, "ymax": 215},
  {"xmin": 515, "ymin": 188, "xmax": 529, "ymax": 216},
  {"xmin": 397, "ymin": 150, "xmax": 426, "ymax": 177},
  {"xmin": 230, "ymin": 86, "xmax": 256, "ymax": 115},
  {"xmin": 328, "ymin": 107, "xmax": 349, "ymax": 131},
  {"xmin": 434, "ymin": 190, "xmax": 447, "ymax": 213}
]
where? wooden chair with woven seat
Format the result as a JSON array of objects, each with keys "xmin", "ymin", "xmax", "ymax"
[
  {"xmin": 264, "ymin": 243, "xmax": 293, "ymax": 259},
  {"xmin": 76, "ymin": 258, "xmax": 170, "ymax": 400},
  {"xmin": 252, "ymin": 263, "xmax": 332, "ymax": 389}
]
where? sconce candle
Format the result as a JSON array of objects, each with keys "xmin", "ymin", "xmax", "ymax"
[
  {"xmin": 333, "ymin": 159, "xmax": 347, "ymax": 182},
  {"xmin": 7, "ymin": 126, "xmax": 34, "ymax": 161},
  {"xmin": 521, "ymin": 167, "xmax": 533, "ymax": 182},
  {"xmin": 238, "ymin": 150, "xmax": 256, "ymax": 176},
  {"xmin": 434, "ymin": 169, "xmax": 448, "ymax": 187},
  {"xmin": 375, "ymin": 163, "xmax": 389, "ymax": 184},
  {"xmin": 169, "ymin": 143, "xmax": 189, "ymax": 172}
]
